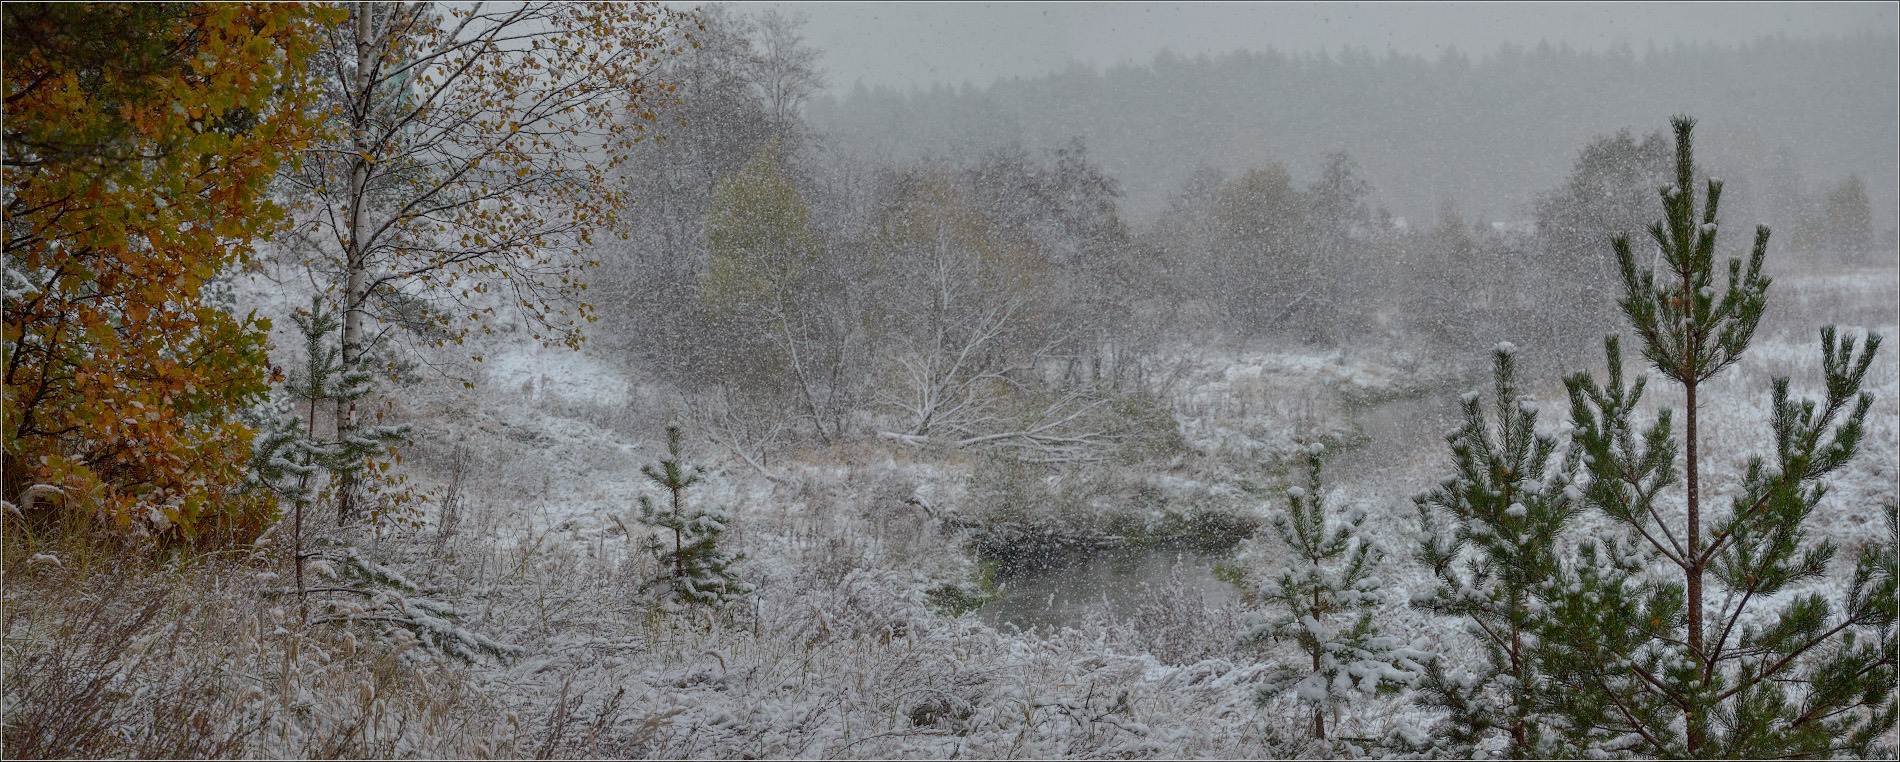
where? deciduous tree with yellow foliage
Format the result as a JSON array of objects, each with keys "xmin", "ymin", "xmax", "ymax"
[{"xmin": 3, "ymin": 2, "xmax": 331, "ymax": 543}]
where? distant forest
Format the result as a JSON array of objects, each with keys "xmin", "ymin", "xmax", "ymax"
[{"xmin": 810, "ymin": 34, "xmax": 1900, "ymax": 235}]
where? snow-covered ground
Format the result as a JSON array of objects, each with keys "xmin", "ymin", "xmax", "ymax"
[
  {"xmin": 373, "ymin": 261, "xmax": 1890, "ymax": 757},
  {"xmin": 234, "ymin": 324, "xmax": 1466, "ymax": 757},
  {"xmin": 10, "ymin": 265, "xmax": 1890, "ymax": 758},
  {"xmin": 356, "ymin": 260, "xmax": 1900, "ymax": 756}
]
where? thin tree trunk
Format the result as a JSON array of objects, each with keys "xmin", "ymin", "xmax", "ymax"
[
  {"xmin": 1510, "ymin": 617, "xmax": 1527, "ymax": 755},
  {"xmin": 1684, "ymin": 376, "xmax": 1703, "ymax": 753},
  {"xmin": 293, "ymin": 496, "xmax": 307, "ymax": 622},
  {"xmin": 294, "ymin": 395, "xmax": 318, "ymax": 624},
  {"xmin": 336, "ymin": 6, "xmax": 375, "ymax": 525},
  {"xmin": 1677, "ymin": 212, "xmax": 1708, "ymax": 751},
  {"xmin": 778, "ymin": 311, "xmax": 831, "ymax": 443},
  {"xmin": 1685, "ymin": 380, "xmax": 1701, "ymax": 652},
  {"xmin": 1677, "ymin": 234, "xmax": 1705, "ymax": 754},
  {"xmin": 1313, "ymin": 584, "xmax": 1326, "ymax": 742},
  {"xmin": 1501, "ymin": 476, "xmax": 1529, "ymax": 758},
  {"xmin": 671, "ymin": 482, "xmax": 684, "ymax": 581}
]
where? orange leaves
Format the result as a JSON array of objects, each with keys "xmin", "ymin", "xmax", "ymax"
[{"xmin": 3, "ymin": 3, "xmax": 327, "ymax": 545}]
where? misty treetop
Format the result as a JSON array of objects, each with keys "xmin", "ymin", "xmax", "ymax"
[{"xmin": 811, "ymin": 34, "xmax": 1897, "ymax": 236}]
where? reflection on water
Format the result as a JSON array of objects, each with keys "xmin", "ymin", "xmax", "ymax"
[
  {"xmin": 976, "ymin": 390, "xmax": 1469, "ymax": 633},
  {"xmin": 977, "ymin": 546, "xmax": 1237, "ymax": 632}
]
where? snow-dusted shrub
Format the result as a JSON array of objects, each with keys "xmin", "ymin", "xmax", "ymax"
[
  {"xmin": 1, "ymin": 568, "xmax": 260, "ymax": 758},
  {"xmin": 783, "ymin": 568, "xmax": 937, "ymax": 645},
  {"xmin": 1118, "ymin": 561, "xmax": 1254, "ymax": 665},
  {"xmin": 1108, "ymin": 390, "xmax": 1191, "ymax": 463},
  {"xmin": 967, "ymin": 455, "xmax": 1257, "ymax": 570}
]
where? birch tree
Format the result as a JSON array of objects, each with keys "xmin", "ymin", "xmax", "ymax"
[
  {"xmin": 870, "ymin": 173, "xmax": 1123, "ymax": 463},
  {"xmin": 284, "ymin": 2, "xmax": 686, "ymax": 521},
  {"xmin": 702, "ymin": 141, "xmax": 855, "ymax": 443}
]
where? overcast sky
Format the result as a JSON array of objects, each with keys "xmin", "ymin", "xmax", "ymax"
[{"xmin": 738, "ymin": 2, "xmax": 1897, "ymax": 95}]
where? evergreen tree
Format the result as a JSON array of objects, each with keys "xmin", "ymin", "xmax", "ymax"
[
  {"xmin": 1537, "ymin": 116, "xmax": 1895, "ymax": 757},
  {"xmin": 1245, "ymin": 443, "xmax": 1428, "ymax": 746},
  {"xmin": 1302, "ymin": 152, "xmax": 1371, "ymax": 345},
  {"xmin": 1308, "ymin": 152, "xmax": 1372, "ymax": 255},
  {"xmin": 1409, "ymin": 341, "xmax": 1581, "ymax": 757},
  {"xmin": 249, "ymin": 296, "xmax": 407, "ymax": 615},
  {"xmin": 637, "ymin": 426, "xmax": 751, "ymax": 608},
  {"xmin": 247, "ymin": 300, "xmax": 508, "ymax": 663},
  {"xmin": 1408, "ymin": 201, "xmax": 1487, "ymax": 353}
]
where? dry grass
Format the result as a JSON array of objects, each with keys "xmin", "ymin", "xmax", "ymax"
[{"xmin": 1, "ymin": 521, "xmax": 519, "ymax": 759}]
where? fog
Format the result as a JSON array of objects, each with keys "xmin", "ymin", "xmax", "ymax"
[
  {"xmin": 796, "ymin": 11, "xmax": 1898, "ymax": 230},
  {"xmin": 778, "ymin": 2, "xmax": 1894, "ymax": 95}
]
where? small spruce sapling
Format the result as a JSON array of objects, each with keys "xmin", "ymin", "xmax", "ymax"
[
  {"xmin": 1246, "ymin": 442, "xmax": 1429, "ymax": 745},
  {"xmin": 637, "ymin": 426, "xmax": 752, "ymax": 608},
  {"xmin": 1539, "ymin": 116, "xmax": 1895, "ymax": 757},
  {"xmin": 1409, "ymin": 341, "xmax": 1580, "ymax": 758}
]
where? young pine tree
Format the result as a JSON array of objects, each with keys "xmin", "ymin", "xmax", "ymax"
[
  {"xmin": 245, "ymin": 298, "xmax": 516, "ymax": 664},
  {"xmin": 250, "ymin": 296, "xmax": 408, "ymax": 619},
  {"xmin": 637, "ymin": 426, "xmax": 751, "ymax": 608},
  {"xmin": 1409, "ymin": 342, "xmax": 1581, "ymax": 758},
  {"xmin": 1246, "ymin": 443, "xmax": 1428, "ymax": 745},
  {"xmin": 1538, "ymin": 117, "xmax": 1896, "ymax": 757}
]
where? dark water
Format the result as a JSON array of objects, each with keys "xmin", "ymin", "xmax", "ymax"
[
  {"xmin": 976, "ymin": 546, "xmax": 1236, "ymax": 632},
  {"xmin": 975, "ymin": 388, "xmax": 1464, "ymax": 633},
  {"xmin": 1335, "ymin": 393, "xmax": 1460, "ymax": 483}
]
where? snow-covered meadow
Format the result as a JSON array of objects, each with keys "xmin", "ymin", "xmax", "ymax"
[{"xmin": 11, "ymin": 262, "xmax": 1886, "ymax": 758}]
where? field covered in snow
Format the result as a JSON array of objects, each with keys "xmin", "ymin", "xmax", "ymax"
[{"xmin": 13, "ymin": 263, "xmax": 1888, "ymax": 758}]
